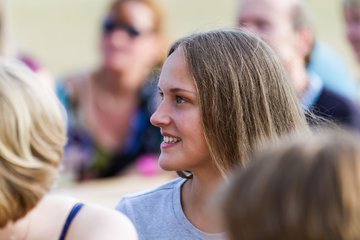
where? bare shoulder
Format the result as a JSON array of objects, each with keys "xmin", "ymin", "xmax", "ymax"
[
  {"xmin": 28, "ymin": 195, "xmax": 82, "ymax": 239},
  {"xmin": 34, "ymin": 195, "xmax": 137, "ymax": 239},
  {"xmin": 69, "ymin": 203, "xmax": 138, "ymax": 240}
]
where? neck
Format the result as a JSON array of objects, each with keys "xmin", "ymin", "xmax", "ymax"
[
  {"xmin": 181, "ymin": 171, "xmax": 225, "ymax": 233},
  {"xmin": 184, "ymin": 173, "xmax": 222, "ymax": 199}
]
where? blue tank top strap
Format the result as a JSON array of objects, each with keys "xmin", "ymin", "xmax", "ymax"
[{"xmin": 59, "ymin": 203, "xmax": 85, "ymax": 240}]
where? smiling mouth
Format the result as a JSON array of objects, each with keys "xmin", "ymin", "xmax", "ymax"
[{"xmin": 163, "ymin": 136, "xmax": 181, "ymax": 143}]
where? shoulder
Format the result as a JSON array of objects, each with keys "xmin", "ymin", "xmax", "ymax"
[
  {"xmin": 315, "ymin": 88, "xmax": 360, "ymax": 128},
  {"xmin": 57, "ymin": 71, "xmax": 91, "ymax": 101},
  {"xmin": 116, "ymin": 178, "xmax": 185, "ymax": 218},
  {"xmin": 117, "ymin": 178, "xmax": 184, "ymax": 206},
  {"xmin": 34, "ymin": 195, "xmax": 138, "ymax": 240},
  {"xmin": 27, "ymin": 195, "xmax": 83, "ymax": 239},
  {"xmin": 34, "ymin": 195, "xmax": 77, "ymax": 219},
  {"xmin": 70, "ymin": 203, "xmax": 138, "ymax": 240},
  {"xmin": 116, "ymin": 178, "xmax": 186, "ymax": 239},
  {"xmin": 317, "ymin": 88, "xmax": 359, "ymax": 113}
]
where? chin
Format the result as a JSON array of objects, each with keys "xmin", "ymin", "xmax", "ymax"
[
  {"xmin": 105, "ymin": 64, "xmax": 123, "ymax": 72},
  {"xmin": 158, "ymin": 156, "xmax": 179, "ymax": 172},
  {"xmin": 158, "ymin": 161, "xmax": 174, "ymax": 171},
  {"xmin": 103, "ymin": 58, "xmax": 127, "ymax": 71}
]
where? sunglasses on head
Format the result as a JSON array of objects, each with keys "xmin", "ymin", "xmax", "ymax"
[{"xmin": 103, "ymin": 19, "xmax": 141, "ymax": 38}]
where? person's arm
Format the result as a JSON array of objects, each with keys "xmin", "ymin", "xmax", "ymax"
[{"xmin": 70, "ymin": 204, "xmax": 138, "ymax": 240}]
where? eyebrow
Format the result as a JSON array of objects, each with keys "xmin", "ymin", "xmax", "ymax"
[{"xmin": 158, "ymin": 87, "xmax": 197, "ymax": 95}]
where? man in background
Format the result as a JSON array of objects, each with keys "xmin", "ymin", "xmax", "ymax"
[{"xmin": 236, "ymin": 0, "xmax": 360, "ymax": 130}]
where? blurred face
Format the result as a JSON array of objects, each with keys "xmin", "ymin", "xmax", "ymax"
[
  {"xmin": 344, "ymin": 3, "xmax": 360, "ymax": 62},
  {"xmin": 150, "ymin": 48, "xmax": 212, "ymax": 173},
  {"xmin": 237, "ymin": 0, "xmax": 307, "ymax": 95},
  {"xmin": 237, "ymin": 0, "xmax": 298, "ymax": 65},
  {"xmin": 101, "ymin": 1, "xmax": 160, "ymax": 73}
]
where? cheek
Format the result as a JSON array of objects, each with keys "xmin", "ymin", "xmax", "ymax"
[
  {"xmin": 101, "ymin": 34, "xmax": 118, "ymax": 47},
  {"xmin": 100, "ymin": 37, "xmax": 120, "ymax": 59},
  {"xmin": 273, "ymin": 34, "xmax": 298, "ymax": 60},
  {"xmin": 266, "ymin": 40, "xmax": 291, "ymax": 64},
  {"xmin": 187, "ymin": 118, "xmax": 209, "ymax": 156},
  {"xmin": 182, "ymin": 128, "xmax": 210, "ymax": 167},
  {"xmin": 100, "ymin": 37, "xmax": 110, "ymax": 53}
]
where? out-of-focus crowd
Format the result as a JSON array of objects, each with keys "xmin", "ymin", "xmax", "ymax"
[{"xmin": 1, "ymin": 0, "xmax": 360, "ymax": 239}]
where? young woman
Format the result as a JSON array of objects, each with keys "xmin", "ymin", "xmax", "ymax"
[
  {"xmin": 0, "ymin": 59, "xmax": 137, "ymax": 240},
  {"xmin": 223, "ymin": 129, "xmax": 360, "ymax": 240},
  {"xmin": 116, "ymin": 29, "xmax": 309, "ymax": 239}
]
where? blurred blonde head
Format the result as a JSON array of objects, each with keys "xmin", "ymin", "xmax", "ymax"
[
  {"xmin": 223, "ymin": 129, "xmax": 360, "ymax": 240},
  {"xmin": 168, "ymin": 29, "xmax": 309, "ymax": 177},
  {"xmin": 0, "ymin": 59, "xmax": 66, "ymax": 227}
]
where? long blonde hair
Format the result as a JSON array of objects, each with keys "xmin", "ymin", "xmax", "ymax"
[
  {"xmin": 0, "ymin": 59, "xmax": 66, "ymax": 227},
  {"xmin": 169, "ymin": 29, "xmax": 309, "ymax": 177}
]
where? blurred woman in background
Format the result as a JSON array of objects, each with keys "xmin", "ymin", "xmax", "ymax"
[{"xmin": 57, "ymin": 0, "xmax": 166, "ymax": 181}]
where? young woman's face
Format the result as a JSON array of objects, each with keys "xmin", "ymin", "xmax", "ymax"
[{"xmin": 150, "ymin": 48, "xmax": 212, "ymax": 173}]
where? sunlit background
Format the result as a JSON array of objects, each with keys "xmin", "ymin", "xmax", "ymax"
[
  {"xmin": 2, "ymin": 0, "xmax": 358, "ymax": 207},
  {"xmin": 6, "ymin": 0, "xmax": 358, "ymax": 78}
]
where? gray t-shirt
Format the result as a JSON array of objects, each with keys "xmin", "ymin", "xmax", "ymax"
[{"xmin": 116, "ymin": 178, "xmax": 225, "ymax": 240}]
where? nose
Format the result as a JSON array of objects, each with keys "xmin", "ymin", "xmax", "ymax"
[
  {"xmin": 107, "ymin": 30, "xmax": 133, "ymax": 47},
  {"xmin": 150, "ymin": 102, "xmax": 171, "ymax": 127}
]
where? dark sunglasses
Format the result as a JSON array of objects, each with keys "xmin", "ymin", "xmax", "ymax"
[{"xmin": 103, "ymin": 19, "xmax": 141, "ymax": 38}]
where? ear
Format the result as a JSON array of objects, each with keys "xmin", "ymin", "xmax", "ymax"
[{"xmin": 295, "ymin": 26, "xmax": 314, "ymax": 61}]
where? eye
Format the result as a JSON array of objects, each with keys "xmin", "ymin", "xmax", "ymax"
[
  {"xmin": 254, "ymin": 20, "xmax": 270, "ymax": 31},
  {"xmin": 238, "ymin": 21, "xmax": 250, "ymax": 28},
  {"xmin": 176, "ymin": 96, "xmax": 186, "ymax": 104},
  {"xmin": 157, "ymin": 89, "xmax": 164, "ymax": 100}
]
